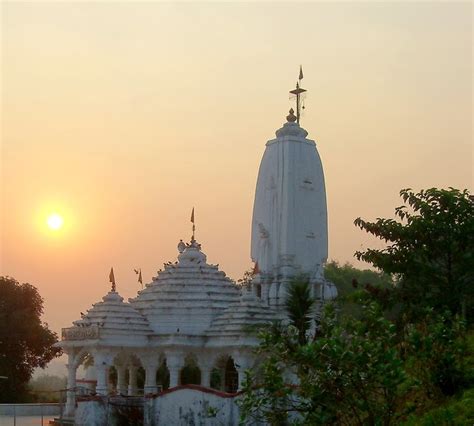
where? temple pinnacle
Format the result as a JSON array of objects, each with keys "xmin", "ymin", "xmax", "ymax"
[{"xmin": 289, "ymin": 66, "xmax": 307, "ymax": 124}]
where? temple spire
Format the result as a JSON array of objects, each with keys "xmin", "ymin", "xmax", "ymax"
[{"xmin": 289, "ymin": 65, "xmax": 306, "ymax": 124}]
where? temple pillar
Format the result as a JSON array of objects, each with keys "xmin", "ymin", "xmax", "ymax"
[
  {"xmin": 64, "ymin": 356, "xmax": 77, "ymax": 416},
  {"xmin": 234, "ymin": 356, "xmax": 252, "ymax": 390},
  {"xmin": 95, "ymin": 364, "xmax": 108, "ymax": 396},
  {"xmin": 268, "ymin": 282, "xmax": 279, "ymax": 307},
  {"xmin": 144, "ymin": 362, "xmax": 159, "ymax": 394},
  {"xmin": 201, "ymin": 367, "xmax": 212, "ymax": 388},
  {"xmin": 197, "ymin": 354, "xmax": 216, "ymax": 388},
  {"xmin": 116, "ymin": 365, "xmax": 127, "ymax": 395},
  {"xmin": 128, "ymin": 366, "xmax": 138, "ymax": 395},
  {"xmin": 166, "ymin": 353, "xmax": 184, "ymax": 388},
  {"xmin": 262, "ymin": 282, "xmax": 270, "ymax": 305}
]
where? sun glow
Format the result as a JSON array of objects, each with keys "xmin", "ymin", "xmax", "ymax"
[{"xmin": 47, "ymin": 213, "xmax": 64, "ymax": 231}]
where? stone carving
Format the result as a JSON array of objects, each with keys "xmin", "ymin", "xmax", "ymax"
[{"xmin": 62, "ymin": 326, "xmax": 100, "ymax": 341}]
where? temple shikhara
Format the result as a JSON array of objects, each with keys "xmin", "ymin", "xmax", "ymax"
[{"xmin": 57, "ymin": 69, "xmax": 337, "ymax": 425}]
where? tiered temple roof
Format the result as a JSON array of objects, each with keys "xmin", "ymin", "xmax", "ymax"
[
  {"xmin": 206, "ymin": 289, "xmax": 279, "ymax": 345},
  {"xmin": 129, "ymin": 240, "xmax": 241, "ymax": 336}
]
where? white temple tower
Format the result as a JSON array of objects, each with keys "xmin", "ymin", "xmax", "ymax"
[{"xmin": 251, "ymin": 72, "xmax": 336, "ymax": 308}]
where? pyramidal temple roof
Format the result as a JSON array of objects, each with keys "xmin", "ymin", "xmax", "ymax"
[
  {"xmin": 206, "ymin": 289, "xmax": 279, "ymax": 341},
  {"xmin": 73, "ymin": 291, "xmax": 152, "ymax": 338},
  {"xmin": 130, "ymin": 239, "xmax": 240, "ymax": 336}
]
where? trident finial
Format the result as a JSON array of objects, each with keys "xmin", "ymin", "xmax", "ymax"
[{"xmin": 289, "ymin": 65, "xmax": 306, "ymax": 124}]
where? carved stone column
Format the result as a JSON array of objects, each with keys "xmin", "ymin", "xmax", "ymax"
[
  {"xmin": 197, "ymin": 353, "xmax": 216, "ymax": 389},
  {"xmin": 64, "ymin": 353, "xmax": 77, "ymax": 417},
  {"xmin": 144, "ymin": 362, "xmax": 159, "ymax": 394},
  {"xmin": 166, "ymin": 353, "xmax": 184, "ymax": 388},
  {"xmin": 200, "ymin": 367, "xmax": 212, "ymax": 388},
  {"xmin": 261, "ymin": 282, "xmax": 271, "ymax": 305},
  {"xmin": 116, "ymin": 365, "xmax": 127, "ymax": 395},
  {"xmin": 233, "ymin": 355, "xmax": 252, "ymax": 390},
  {"xmin": 128, "ymin": 366, "xmax": 138, "ymax": 396},
  {"xmin": 95, "ymin": 364, "xmax": 108, "ymax": 396}
]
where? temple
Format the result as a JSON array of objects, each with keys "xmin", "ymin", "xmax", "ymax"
[
  {"xmin": 57, "ymin": 70, "xmax": 336, "ymax": 424},
  {"xmin": 250, "ymin": 105, "xmax": 337, "ymax": 308}
]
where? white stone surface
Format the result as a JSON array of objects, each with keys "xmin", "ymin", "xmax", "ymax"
[
  {"xmin": 251, "ymin": 119, "xmax": 328, "ymax": 280},
  {"xmin": 74, "ymin": 400, "xmax": 107, "ymax": 426},
  {"xmin": 66, "ymin": 291, "xmax": 152, "ymax": 346},
  {"xmin": 251, "ymin": 114, "xmax": 337, "ymax": 307},
  {"xmin": 153, "ymin": 388, "xmax": 241, "ymax": 425},
  {"xmin": 75, "ymin": 389, "xmax": 243, "ymax": 426},
  {"xmin": 130, "ymin": 240, "xmax": 240, "ymax": 336},
  {"xmin": 207, "ymin": 289, "xmax": 279, "ymax": 342}
]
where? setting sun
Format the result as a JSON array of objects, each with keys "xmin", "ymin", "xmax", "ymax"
[{"xmin": 47, "ymin": 213, "xmax": 64, "ymax": 231}]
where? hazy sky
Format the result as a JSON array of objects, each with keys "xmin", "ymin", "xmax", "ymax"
[{"xmin": 1, "ymin": 1, "xmax": 472, "ymax": 335}]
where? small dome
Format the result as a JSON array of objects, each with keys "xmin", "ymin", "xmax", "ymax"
[
  {"xmin": 206, "ymin": 289, "xmax": 279, "ymax": 340},
  {"xmin": 73, "ymin": 291, "xmax": 152, "ymax": 338},
  {"xmin": 130, "ymin": 240, "xmax": 240, "ymax": 336}
]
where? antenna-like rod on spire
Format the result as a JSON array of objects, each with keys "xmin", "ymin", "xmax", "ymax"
[
  {"xmin": 190, "ymin": 207, "xmax": 195, "ymax": 242},
  {"xmin": 289, "ymin": 65, "xmax": 307, "ymax": 124}
]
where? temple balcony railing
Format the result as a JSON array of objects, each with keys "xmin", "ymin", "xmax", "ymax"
[{"xmin": 62, "ymin": 325, "xmax": 100, "ymax": 341}]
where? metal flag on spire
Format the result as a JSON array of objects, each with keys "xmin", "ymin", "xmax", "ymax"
[
  {"xmin": 289, "ymin": 65, "xmax": 307, "ymax": 124},
  {"xmin": 190, "ymin": 207, "xmax": 195, "ymax": 241},
  {"xmin": 109, "ymin": 267, "xmax": 116, "ymax": 292},
  {"xmin": 134, "ymin": 268, "xmax": 143, "ymax": 289}
]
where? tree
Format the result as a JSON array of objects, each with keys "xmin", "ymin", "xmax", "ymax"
[
  {"xmin": 0, "ymin": 276, "xmax": 62, "ymax": 402},
  {"xmin": 354, "ymin": 188, "xmax": 474, "ymax": 323},
  {"xmin": 240, "ymin": 294, "xmax": 408, "ymax": 426},
  {"xmin": 28, "ymin": 374, "xmax": 67, "ymax": 402},
  {"xmin": 324, "ymin": 260, "xmax": 393, "ymax": 300},
  {"xmin": 324, "ymin": 260, "xmax": 394, "ymax": 318},
  {"xmin": 285, "ymin": 277, "xmax": 314, "ymax": 345}
]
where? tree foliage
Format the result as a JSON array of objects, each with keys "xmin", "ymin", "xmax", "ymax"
[
  {"xmin": 0, "ymin": 276, "xmax": 62, "ymax": 402},
  {"xmin": 240, "ymin": 293, "xmax": 409, "ymax": 425},
  {"xmin": 354, "ymin": 188, "xmax": 474, "ymax": 322},
  {"xmin": 324, "ymin": 261, "xmax": 393, "ymax": 299},
  {"xmin": 285, "ymin": 277, "xmax": 314, "ymax": 345},
  {"xmin": 324, "ymin": 260, "xmax": 394, "ymax": 317},
  {"xmin": 28, "ymin": 374, "xmax": 67, "ymax": 402},
  {"xmin": 240, "ymin": 188, "xmax": 473, "ymax": 424}
]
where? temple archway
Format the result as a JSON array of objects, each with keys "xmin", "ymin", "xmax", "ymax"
[
  {"xmin": 180, "ymin": 355, "xmax": 201, "ymax": 385},
  {"xmin": 211, "ymin": 355, "xmax": 238, "ymax": 393}
]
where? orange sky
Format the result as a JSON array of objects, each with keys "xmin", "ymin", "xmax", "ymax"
[{"xmin": 1, "ymin": 2, "xmax": 472, "ymax": 336}]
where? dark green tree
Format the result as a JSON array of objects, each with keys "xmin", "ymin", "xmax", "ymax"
[
  {"xmin": 324, "ymin": 260, "xmax": 393, "ymax": 300},
  {"xmin": 0, "ymin": 276, "xmax": 62, "ymax": 402},
  {"xmin": 324, "ymin": 260, "xmax": 395, "ymax": 318},
  {"xmin": 285, "ymin": 277, "xmax": 314, "ymax": 345},
  {"xmin": 354, "ymin": 188, "xmax": 474, "ymax": 322},
  {"xmin": 240, "ymin": 295, "xmax": 408, "ymax": 426}
]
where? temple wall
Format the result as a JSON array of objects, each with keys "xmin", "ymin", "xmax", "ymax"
[
  {"xmin": 75, "ymin": 398, "xmax": 107, "ymax": 426},
  {"xmin": 75, "ymin": 386, "xmax": 243, "ymax": 426},
  {"xmin": 153, "ymin": 385, "xmax": 241, "ymax": 425}
]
